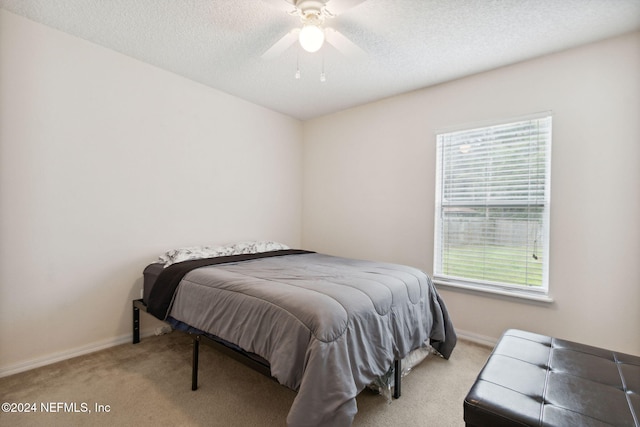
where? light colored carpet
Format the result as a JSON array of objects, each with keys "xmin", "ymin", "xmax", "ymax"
[{"xmin": 0, "ymin": 332, "xmax": 491, "ymax": 426}]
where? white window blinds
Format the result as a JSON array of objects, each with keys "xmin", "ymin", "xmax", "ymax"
[{"xmin": 434, "ymin": 114, "xmax": 552, "ymax": 294}]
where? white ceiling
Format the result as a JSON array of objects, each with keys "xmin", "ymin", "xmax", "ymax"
[{"xmin": 2, "ymin": 0, "xmax": 639, "ymax": 120}]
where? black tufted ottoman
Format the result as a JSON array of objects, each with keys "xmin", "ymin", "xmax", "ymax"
[{"xmin": 464, "ymin": 329, "xmax": 640, "ymax": 426}]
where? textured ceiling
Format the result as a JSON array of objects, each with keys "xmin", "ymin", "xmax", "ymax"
[{"xmin": 1, "ymin": 0, "xmax": 639, "ymax": 120}]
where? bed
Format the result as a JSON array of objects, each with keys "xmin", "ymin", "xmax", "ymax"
[{"xmin": 133, "ymin": 242, "xmax": 456, "ymax": 427}]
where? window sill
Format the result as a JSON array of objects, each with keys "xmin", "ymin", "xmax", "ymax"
[{"xmin": 434, "ymin": 279, "xmax": 554, "ymax": 303}]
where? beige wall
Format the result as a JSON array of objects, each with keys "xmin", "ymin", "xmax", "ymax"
[
  {"xmin": 303, "ymin": 32, "xmax": 640, "ymax": 355},
  {"xmin": 0, "ymin": 10, "xmax": 303, "ymax": 374}
]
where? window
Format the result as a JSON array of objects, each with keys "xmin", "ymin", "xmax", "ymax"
[{"xmin": 433, "ymin": 113, "xmax": 552, "ymax": 299}]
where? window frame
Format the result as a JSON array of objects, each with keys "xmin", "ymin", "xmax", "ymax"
[{"xmin": 433, "ymin": 112, "xmax": 553, "ymax": 302}]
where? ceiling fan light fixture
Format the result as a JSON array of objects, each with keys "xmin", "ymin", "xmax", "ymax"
[{"xmin": 299, "ymin": 23, "xmax": 325, "ymax": 52}]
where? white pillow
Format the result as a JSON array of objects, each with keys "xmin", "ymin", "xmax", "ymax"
[{"xmin": 159, "ymin": 240, "xmax": 290, "ymax": 267}]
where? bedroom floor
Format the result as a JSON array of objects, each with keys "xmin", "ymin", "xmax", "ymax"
[{"xmin": 0, "ymin": 332, "xmax": 491, "ymax": 426}]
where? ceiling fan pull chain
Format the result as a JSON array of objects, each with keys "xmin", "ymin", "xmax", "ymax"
[{"xmin": 320, "ymin": 53, "xmax": 326, "ymax": 82}]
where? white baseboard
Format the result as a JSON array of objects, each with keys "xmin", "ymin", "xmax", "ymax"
[
  {"xmin": 0, "ymin": 329, "xmax": 156, "ymax": 378},
  {"xmin": 455, "ymin": 328, "xmax": 498, "ymax": 348}
]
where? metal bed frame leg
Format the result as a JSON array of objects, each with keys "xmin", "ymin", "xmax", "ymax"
[
  {"xmin": 192, "ymin": 335, "xmax": 200, "ymax": 391},
  {"xmin": 133, "ymin": 300, "xmax": 140, "ymax": 344},
  {"xmin": 393, "ymin": 359, "xmax": 402, "ymax": 399}
]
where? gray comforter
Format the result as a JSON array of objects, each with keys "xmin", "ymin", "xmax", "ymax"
[{"xmin": 167, "ymin": 252, "xmax": 456, "ymax": 427}]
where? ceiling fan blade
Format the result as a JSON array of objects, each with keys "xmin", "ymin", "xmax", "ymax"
[
  {"xmin": 324, "ymin": 0, "xmax": 367, "ymax": 15},
  {"xmin": 261, "ymin": 29, "xmax": 300, "ymax": 60},
  {"xmin": 324, "ymin": 28, "xmax": 366, "ymax": 58}
]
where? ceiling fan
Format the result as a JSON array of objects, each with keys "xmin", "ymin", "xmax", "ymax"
[{"xmin": 261, "ymin": 0, "xmax": 367, "ymax": 60}]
